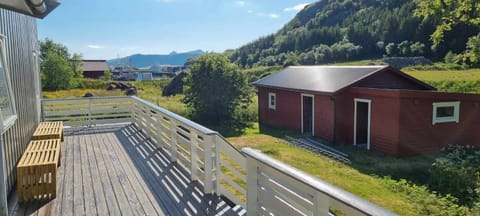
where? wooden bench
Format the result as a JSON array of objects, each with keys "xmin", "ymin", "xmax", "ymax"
[
  {"xmin": 32, "ymin": 121, "xmax": 64, "ymax": 141},
  {"xmin": 17, "ymin": 139, "xmax": 61, "ymax": 203}
]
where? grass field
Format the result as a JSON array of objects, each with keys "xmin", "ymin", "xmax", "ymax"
[
  {"xmin": 404, "ymin": 68, "xmax": 480, "ymax": 93},
  {"xmin": 228, "ymin": 124, "xmax": 469, "ymax": 215}
]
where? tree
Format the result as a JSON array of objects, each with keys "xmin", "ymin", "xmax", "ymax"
[
  {"xmin": 103, "ymin": 70, "xmax": 112, "ymax": 81},
  {"xmin": 40, "ymin": 39, "xmax": 83, "ymax": 90},
  {"xmin": 283, "ymin": 52, "xmax": 299, "ymax": 67},
  {"xmin": 70, "ymin": 53, "xmax": 84, "ymax": 79},
  {"xmin": 385, "ymin": 43, "xmax": 398, "ymax": 56},
  {"xmin": 414, "ymin": 0, "xmax": 480, "ymax": 44},
  {"xmin": 183, "ymin": 54, "xmax": 251, "ymax": 124},
  {"xmin": 40, "ymin": 38, "xmax": 69, "ymax": 60},
  {"xmin": 465, "ymin": 33, "xmax": 480, "ymax": 65},
  {"xmin": 41, "ymin": 53, "xmax": 74, "ymax": 90}
]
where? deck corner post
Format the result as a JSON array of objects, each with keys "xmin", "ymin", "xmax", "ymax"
[
  {"xmin": 190, "ymin": 132, "xmax": 199, "ymax": 181},
  {"xmin": 203, "ymin": 134, "xmax": 214, "ymax": 194},
  {"xmin": 245, "ymin": 153, "xmax": 259, "ymax": 216}
]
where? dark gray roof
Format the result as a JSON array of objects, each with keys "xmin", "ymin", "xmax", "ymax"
[
  {"xmin": 252, "ymin": 65, "xmax": 389, "ymax": 94},
  {"xmin": 82, "ymin": 60, "xmax": 110, "ymax": 72}
]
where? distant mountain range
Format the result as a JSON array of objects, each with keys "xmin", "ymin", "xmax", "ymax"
[{"xmin": 108, "ymin": 50, "xmax": 204, "ymax": 68}]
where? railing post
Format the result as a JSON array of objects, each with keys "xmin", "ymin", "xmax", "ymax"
[
  {"xmin": 190, "ymin": 132, "xmax": 199, "ymax": 181},
  {"xmin": 246, "ymin": 152, "xmax": 259, "ymax": 216},
  {"xmin": 169, "ymin": 119, "xmax": 178, "ymax": 162},
  {"xmin": 155, "ymin": 114, "xmax": 164, "ymax": 148},
  {"xmin": 203, "ymin": 134, "xmax": 214, "ymax": 194},
  {"xmin": 214, "ymin": 136, "xmax": 221, "ymax": 194},
  {"xmin": 88, "ymin": 98, "xmax": 92, "ymax": 126},
  {"xmin": 314, "ymin": 191, "xmax": 330, "ymax": 216}
]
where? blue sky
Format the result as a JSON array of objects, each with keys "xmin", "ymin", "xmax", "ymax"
[{"xmin": 38, "ymin": 0, "xmax": 311, "ymax": 60}]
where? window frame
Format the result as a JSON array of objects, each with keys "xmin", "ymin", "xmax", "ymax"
[
  {"xmin": 0, "ymin": 34, "xmax": 17, "ymax": 133},
  {"xmin": 432, "ymin": 101, "xmax": 460, "ymax": 125},
  {"xmin": 268, "ymin": 92, "xmax": 276, "ymax": 110}
]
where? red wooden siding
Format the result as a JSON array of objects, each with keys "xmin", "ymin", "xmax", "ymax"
[
  {"xmin": 335, "ymin": 88, "xmax": 401, "ymax": 155},
  {"xmin": 83, "ymin": 71, "xmax": 105, "ymax": 79},
  {"xmin": 313, "ymin": 95, "xmax": 334, "ymax": 141},
  {"xmin": 397, "ymin": 91, "xmax": 480, "ymax": 156},
  {"xmin": 258, "ymin": 87, "xmax": 301, "ymax": 131},
  {"xmin": 257, "ymin": 85, "xmax": 480, "ymax": 157},
  {"xmin": 354, "ymin": 69, "xmax": 430, "ymax": 90}
]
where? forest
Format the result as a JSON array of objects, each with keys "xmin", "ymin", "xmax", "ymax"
[{"xmin": 228, "ymin": 0, "xmax": 480, "ymax": 68}]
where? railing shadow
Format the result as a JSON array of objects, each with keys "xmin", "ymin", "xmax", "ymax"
[{"xmin": 112, "ymin": 124, "xmax": 244, "ymax": 216}]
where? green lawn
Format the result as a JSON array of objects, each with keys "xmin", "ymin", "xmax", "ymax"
[{"xmin": 228, "ymin": 124, "xmax": 470, "ymax": 215}]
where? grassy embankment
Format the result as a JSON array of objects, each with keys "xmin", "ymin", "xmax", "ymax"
[{"xmin": 42, "ymin": 67, "xmax": 479, "ymax": 215}]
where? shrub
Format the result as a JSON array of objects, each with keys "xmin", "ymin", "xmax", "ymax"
[
  {"xmin": 383, "ymin": 177, "xmax": 471, "ymax": 215},
  {"xmin": 428, "ymin": 145, "xmax": 480, "ymax": 206}
]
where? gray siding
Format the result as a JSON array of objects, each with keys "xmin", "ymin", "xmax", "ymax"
[{"xmin": 0, "ymin": 9, "xmax": 40, "ymax": 193}]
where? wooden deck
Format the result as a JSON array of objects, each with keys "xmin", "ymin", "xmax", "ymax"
[{"xmin": 10, "ymin": 124, "xmax": 244, "ymax": 216}]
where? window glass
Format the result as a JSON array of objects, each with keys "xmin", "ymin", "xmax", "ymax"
[
  {"xmin": 436, "ymin": 106, "xmax": 454, "ymax": 118},
  {"xmin": 0, "ymin": 56, "xmax": 13, "ymax": 120},
  {"xmin": 432, "ymin": 101, "xmax": 460, "ymax": 124},
  {"xmin": 268, "ymin": 93, "xmax": 276, "ymax": 109}
]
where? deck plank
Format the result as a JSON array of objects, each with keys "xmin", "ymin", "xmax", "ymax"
[
  {"xmin": 11, "ymin": 124, "xmax": 244, "ymax": 216},
  {"xmin": 93, "ymin": 127, "xmax": 135, "ymax": 215},
  {"xmin": 80, "ymin": 132, "xmax": 98, "ymax": 215},
  {"xmin": 103, "ymin": 130, "xmax": 163, "ymax": 215},
  {"xmin": 72, "ymin": 132, "xmax": 85, "ymax": 215},
  {"xmin": 61, "ymin": 130, "xmax": 75, "ymax": 216},
  {"xmin": 90, "ymin": 128, "xmax": 122, "ymax": 216},
  {"xmin": 84, "ymin": 130, "xmax": 110, "ymax": 215}
]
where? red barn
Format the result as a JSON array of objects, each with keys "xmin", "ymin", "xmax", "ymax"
[
  {"xmin": 252, "ymin": 66, "xmax": 480, "ymax": 156},
  {"xmin": 82, "ymin": 60, "xmax": 110, "ymax": 79}
]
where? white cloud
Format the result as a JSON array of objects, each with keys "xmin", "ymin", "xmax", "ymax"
[
  {"xmin": 247, "ymin": 10, "xmax": 254, "ymax": 14},
  {"xmin": 283, "ymin": 3, "xmax": 310, "ymax": 12},
  {"xmin": 87, "ymin": 44, "xmax": 105, "ymax": 49},
  {"xmin": 257, "ymin": 12, "xmax": 280, "ymax": 19},
  {"xmin": 234, "ymin": 1, "xmax": 247, "ymax": 7}
]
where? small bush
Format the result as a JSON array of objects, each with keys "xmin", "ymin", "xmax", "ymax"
[
  {"xmin": 383, "ymin": 177, "xmax": 471, "ymax": 216},
  {"xmin": 428, "ymin": 145, "xmax": 480, "ymax": 206}
]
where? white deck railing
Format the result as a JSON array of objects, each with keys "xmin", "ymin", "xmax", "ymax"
[{"xmin": 41, "ymin": 96, "xmax": 396, "ymax": 216}]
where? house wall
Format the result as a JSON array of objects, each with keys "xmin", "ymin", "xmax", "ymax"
[
  {"xmin": 258, "ymin": 87, "xmax": 301, "ymax": 131},
  {"xmin": 334, "ymin": 88, "xmax": 401, "ymax": 155},
  {"xmin": 397, "ymin": 91, "xmax": 480, "ymax": 156},
  {"xmin": 258, "ymin": 87, "xmax": 336, "ymax": 141},
  {"xmin": 0, "ymin": 9, "xmax": 40, "ymax": 192},
  {"xmin": 313, "ymin": 95, "xmax": 335, "ymax": 142},
  {"xmin": 83, "ymin": 70, "xmax": 104, "ymax": 79},
  {"xmin": 354, "ymin": 68, "xmax": 431, "ymax": 90}
]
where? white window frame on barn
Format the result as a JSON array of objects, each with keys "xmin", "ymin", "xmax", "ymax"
[
  {"xmin": 268, "ymin": 92, "xmax": 276, "ymax": 110},
  {"xmin": 432, "ymin": 101, "xmax": 460, "ymax": 125},
  {"xmin": 0, "ymin": 34, "xmax": 17, "ymax": 133}
]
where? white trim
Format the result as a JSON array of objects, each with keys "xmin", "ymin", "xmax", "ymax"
[
  {"xmin": 353, "ymin": 98, "xmax": 371, "ymax": 150},
  {"xmin": 301, "ymin": 93, "xmax": 315, "ymax": 136},
  {"xmin": 268, "ymin": 92, "xmax": 276, "ymax": 110},
  {"xmin": 0, "ymin": 34, "xmax": 17, "ymax": 134},
  {"xmin": 33, "ymin": 51, "xmax": 41, "ymax": 124},
  {"xmin": 432, "ymin": 101, "xmax": 460, "ymax": 125}
]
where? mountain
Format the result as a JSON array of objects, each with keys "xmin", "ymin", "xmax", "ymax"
[
  {"xmin": 230, "ymin": 0, "xmax": 479, "ymax": 68},
  {"xmin": 108, "ymin": 50, "xmax": 204, "ymax": 68}
]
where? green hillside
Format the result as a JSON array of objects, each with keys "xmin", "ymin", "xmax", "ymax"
[{"xmin": 230, "ymin": 0, "xmax": 479, "ymax": 68}]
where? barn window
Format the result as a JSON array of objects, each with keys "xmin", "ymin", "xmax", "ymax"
[
  {"xmin": 432, "ymin": 101, "xmax": 460, "ymax": 125},
  {"xmin": 0, "ymin": 35, "xmax": 17, "ymax": 133},
  {"xmin": 268, "ymin": 93, "xmax": 276, "ymax": 109}
]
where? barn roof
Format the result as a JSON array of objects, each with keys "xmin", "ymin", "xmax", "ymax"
[
  {"xmin": 82, "ymin": 60, "xmax": 110, "ymax": 72},
  {"xmin": 251, "ymin": 65, "xmax": 434, "ymax": 94}
]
